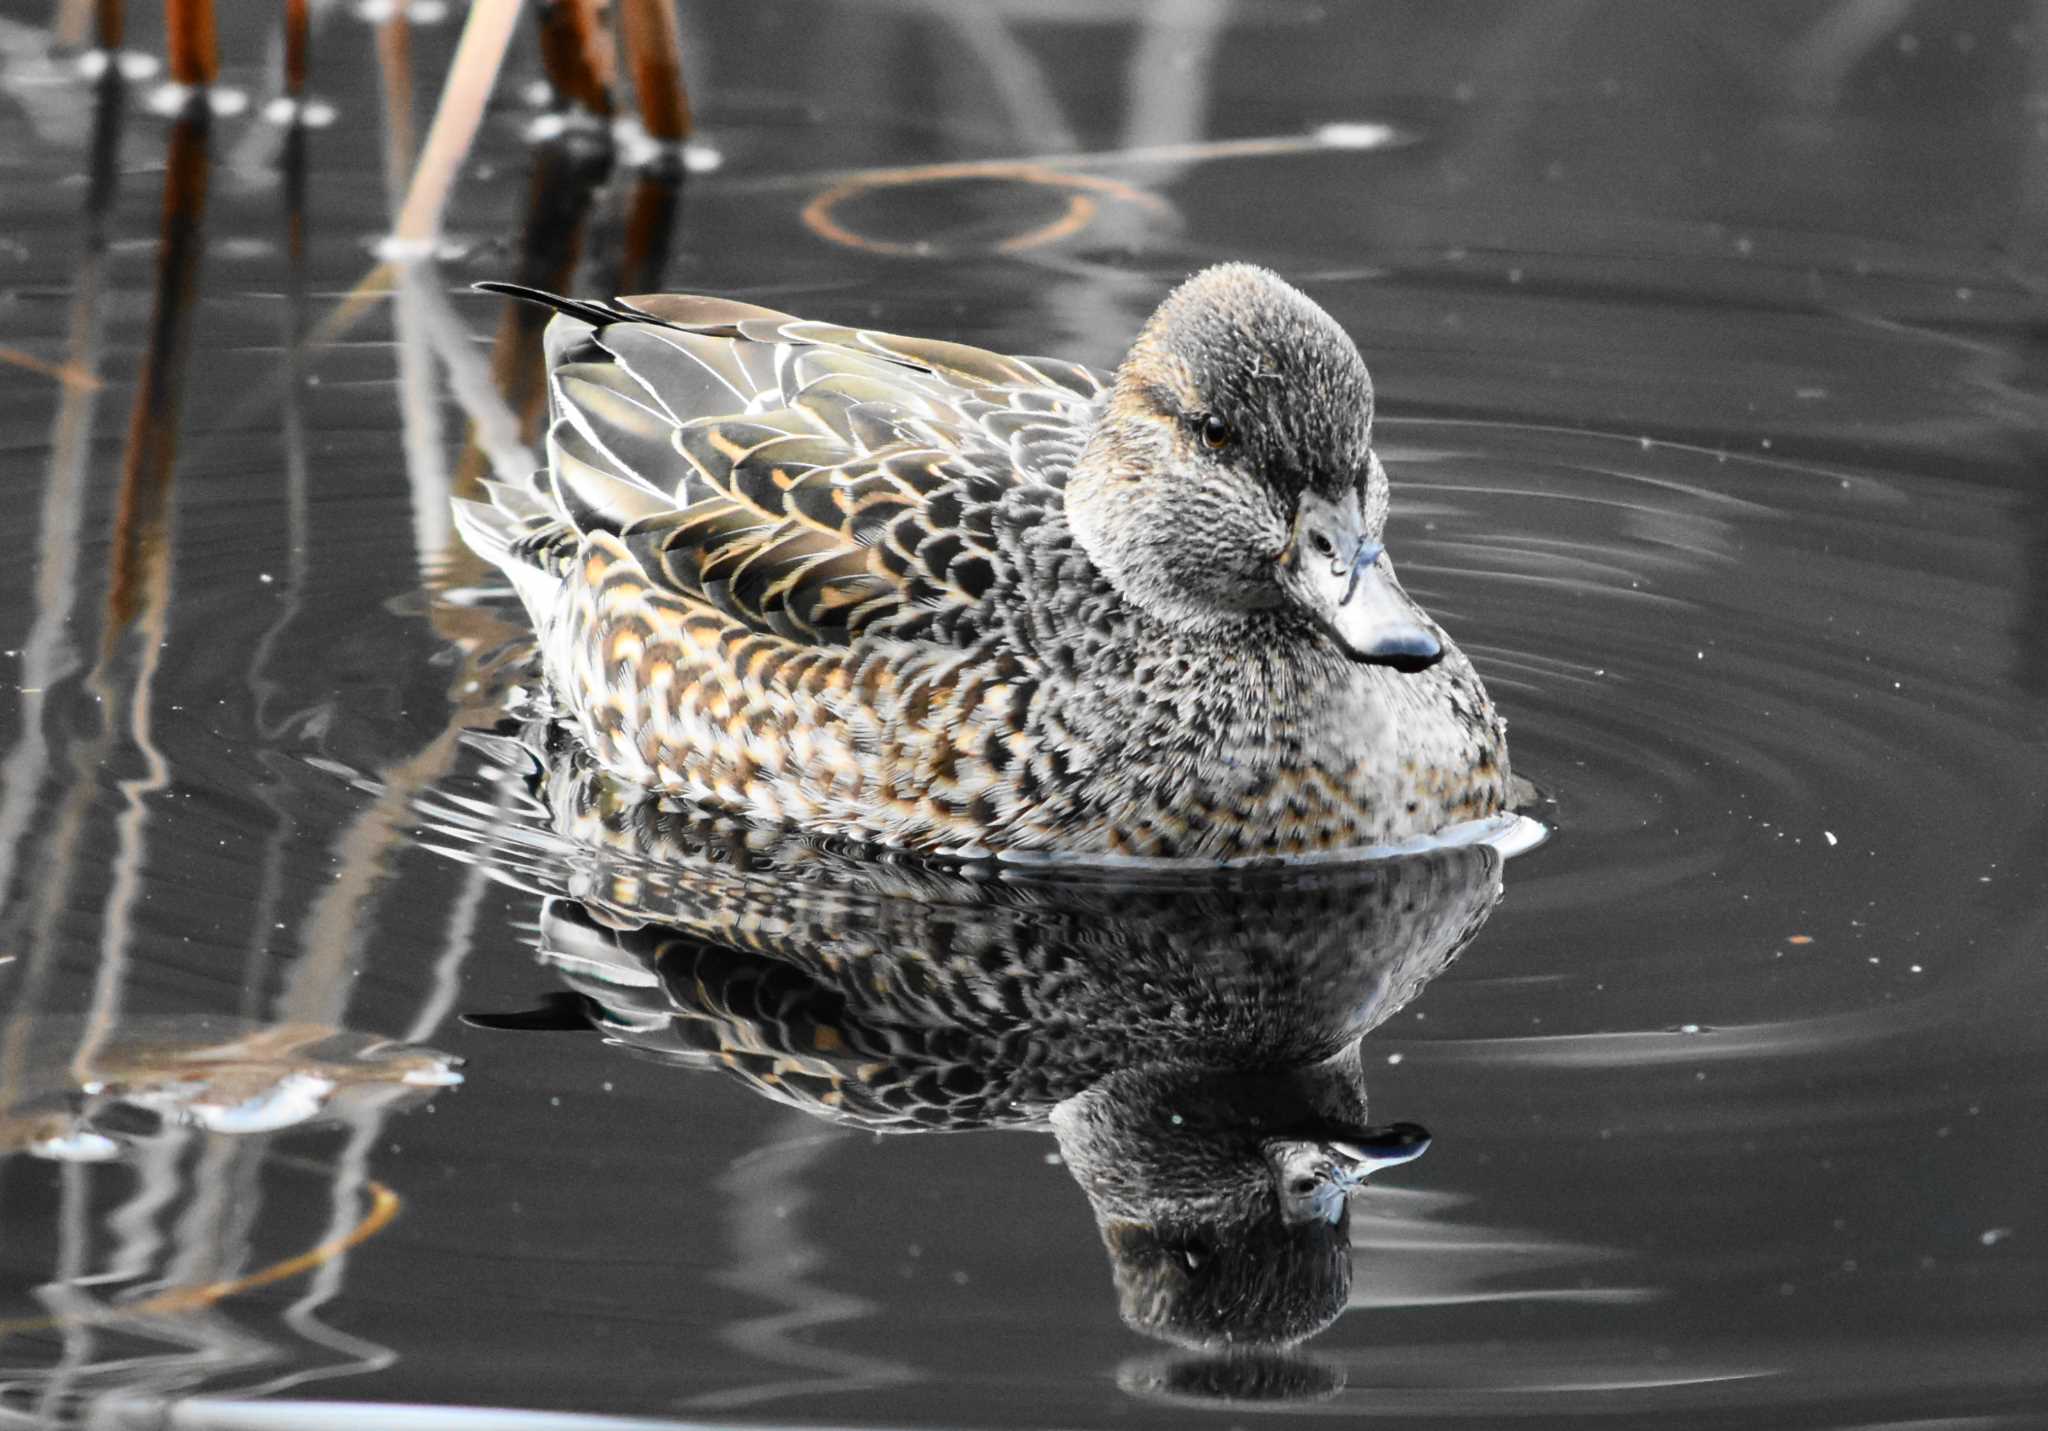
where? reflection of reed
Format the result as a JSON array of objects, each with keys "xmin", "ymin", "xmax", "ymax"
[
  {"xmin": 0, "ymin": 15, "xmax": 531, "ymax": 1407},
  {"xmin": 74, "ymin": 91, "xmax": 211, "ymax": 1090},
  {"xmin": 104, "ymin": 100, "xmax": 208, "ymax": 638},
  {"xmin": 238, "ymin": 124, "xmax": 314, "ymax": 1014},
  {"xmin": 0, "ymin": 65, "xmax": 121, "ymax": 1014},
  {"xmin": 691, "ymin": 1115, "xmax": 915, "ymax": 1412}
]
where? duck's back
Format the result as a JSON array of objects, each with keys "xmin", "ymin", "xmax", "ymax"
[{"xmin": 454, "ymin": 290, "xmax": 1114, "ymax": 852}]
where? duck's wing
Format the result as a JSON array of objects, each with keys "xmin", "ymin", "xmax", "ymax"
[{"xmin": 472, "ymin": 285, "xmax": 1107, "ymax": 650}]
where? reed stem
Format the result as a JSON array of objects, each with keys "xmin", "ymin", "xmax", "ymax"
[
  {"xmin": 538, "ymin": 0, "xmax": 616, "ymax": 117},
  {"xmin": 391, "ymin": 0, "xmax": 525, "ymax": 246},
  {"xmin": 619, "ymin": 0, "xmax": 690, "ymax": 143},
  {"xmin": 284, "ymin": 0, "xmax": 309, "ymax": 98},
  {"xmin": 164, "ymin": 0, "xmax": 217, "ymax": 88}
]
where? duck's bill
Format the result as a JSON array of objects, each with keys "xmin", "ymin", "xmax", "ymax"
[
  {"xmin": 1328, "ymin": 1121, "xmax": 1432, "ymax": 1179},
  {"xmin": 1286, "ymin": 492, "xmax": 1444, "ymax": 671},
  {"xmin": 1324, "ymin": 551, "xmax": 1443, "ymax": 671}
]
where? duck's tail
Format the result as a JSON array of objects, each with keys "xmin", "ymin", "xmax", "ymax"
[{"xmin": 453, "ymin": 476, "xmax": 574, "ymax": 622}]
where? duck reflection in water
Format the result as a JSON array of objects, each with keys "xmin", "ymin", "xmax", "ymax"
[{"xmin": 458, "ymin": 726, "xmax": 1519, "ymax": 1395}]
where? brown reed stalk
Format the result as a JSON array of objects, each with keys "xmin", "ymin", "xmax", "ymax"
[
  {"xmin": 164, "ymin": 0, "xmax": 217, "ymax": 88},
  {"xmin": 283, "ymin": 0, "xmax": 309, "ymax": 98},
  {"xmin": 98, "ymin": 0, "xmax": 125, "ymax": 50},
  {"xmin": 619, "ymin": 0, "xmax": 690, "ymax": 143},
  {"xmin": 537, "ymin": 0, "xmax": 616, "ymax": 117}
]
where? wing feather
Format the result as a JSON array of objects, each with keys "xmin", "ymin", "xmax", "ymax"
[{"xmin": 476, "ymin": 285, "xmax": 1107, "ymax": 653}]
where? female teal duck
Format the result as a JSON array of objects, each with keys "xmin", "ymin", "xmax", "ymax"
[{"xmin": 455, "ymin": 264, "xmax": 1510, "ymax": 858}]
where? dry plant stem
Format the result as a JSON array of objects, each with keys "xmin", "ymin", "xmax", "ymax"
[
  {"xmin": 620, "ymin": 0, "xmax": 691, "ymax": 142},
  {"xmin": 52, "ymin": 0, "xmax": 116, "ymax": 49},
  {"xmin": 165, "ymin": 0, "xmax": 217, "ymax": 88},
  {"xmin": 391, "ymin": 0, "xmax": 526, "ymax": 246},
  {"xmin": 284, "ymin": 0, "xmax": 309, "ymax": 98},
  {"xmin": 538, "ymin": 0, "xmax": 616, "ymax": 117}
]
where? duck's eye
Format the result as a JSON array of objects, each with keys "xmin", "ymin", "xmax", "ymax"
[
  {"xmin": 1308, "ymin": 531, "xmax": 1337, "ymax": 560},
  {"xmin": 1197, "ymin": 413, "xmax": 1233, "ymax": 450}
]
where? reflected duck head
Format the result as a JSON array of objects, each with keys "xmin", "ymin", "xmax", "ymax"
[
  {"xmin": 1051, "ymin": 1051, "xmax": 1428, "ymax": 1350},
  {"xmin": 1068, "ymin": 263, "xmax": 1443, "ymax": 670}
]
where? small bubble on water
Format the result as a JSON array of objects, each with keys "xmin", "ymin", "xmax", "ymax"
[
  {"xmin": 1824, "ymin": 831, "xmax": 1838, "ymax": 846},
  {"xmin": 1386, "ymin": 1052, "xmax": 1405, "ymax": 1065},
  {"xmin": 1980, "ymin": 1228, "xmax": 2012, "ymax": 1246}
]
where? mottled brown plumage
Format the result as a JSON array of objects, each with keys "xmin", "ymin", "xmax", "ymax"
[
  {"xmin": 455, "ymin": 265, "xmax": 1511, "ymax": 856},
  {"xmin": 439, "ymin": 730, "xmax": 1497, "ymax": 1350}
]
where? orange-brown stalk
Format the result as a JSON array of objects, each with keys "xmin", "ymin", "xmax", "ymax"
[
  {"xmin": 164, "ymin": 0, "xmax": 217, "ymax": 88},
  {"xmin": 619, "ymin": 0, "xmax": 690, "ymax": 143}
]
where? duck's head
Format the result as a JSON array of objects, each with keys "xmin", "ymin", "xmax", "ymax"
[
  {"xmin": 1052, "ymin": 1056, "xmax": 1431, "ymax": 1350},
  {"xmin": 1069, "ymin": 264, "xmax": 1441, "ymax": 671}
]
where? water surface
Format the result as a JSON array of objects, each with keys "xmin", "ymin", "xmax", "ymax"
[{"xmin": 2, "ymin": 4, "xmax": 2046, "ymax": 1427}]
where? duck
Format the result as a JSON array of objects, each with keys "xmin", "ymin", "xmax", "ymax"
[{"xmin": 454, "ymin": 264, "xmax": 1510, "ymax": 858}]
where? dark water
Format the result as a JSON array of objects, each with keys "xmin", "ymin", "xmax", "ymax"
[{"xmin": 3, "ymin": 3, "xmax": 2047, "ymax": 1427}]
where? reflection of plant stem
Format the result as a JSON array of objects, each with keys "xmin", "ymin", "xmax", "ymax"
[
  {"xmin": 0, "ymin": 1184, "xmax": 400, "ymax": 1337},
  {"xmin": 450, "ymin": 138, "xmax": 610, "ymax": 503},
  {"xmin": 73, "ymin": 99, "xmax": 211, "ymax": 1090},
  {"xmin": 692, "ymin": 1115, "xmax": 914, "ymax": 1411},
  {"xmin": 240, "ymin": 123, "xmax": 313, "ymax": 1015},
  {"xmin": 0, "ymin": 67, "xmax": 121, "ymax": 967},
  {"xmin": 620, "ymin": 0, "xmax": 690, "ymax": 143},
  {"xmin": 617, "ymin": 168, "xmax": 684, "ymax": 293},
  {"xmin": 0, "ymin": 347, "xmax": 99, "ymax": 387},
  {"xmin": 390, "ymin": 0, "xmax": 524, "ymax": 247},
  {"xmin": 260, "ymin": 1114, "xmax": 403, "ymax": 1397},
  {"xmin": 106, "ymin": 102, "xmax": 210, "ymax": 639}
]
